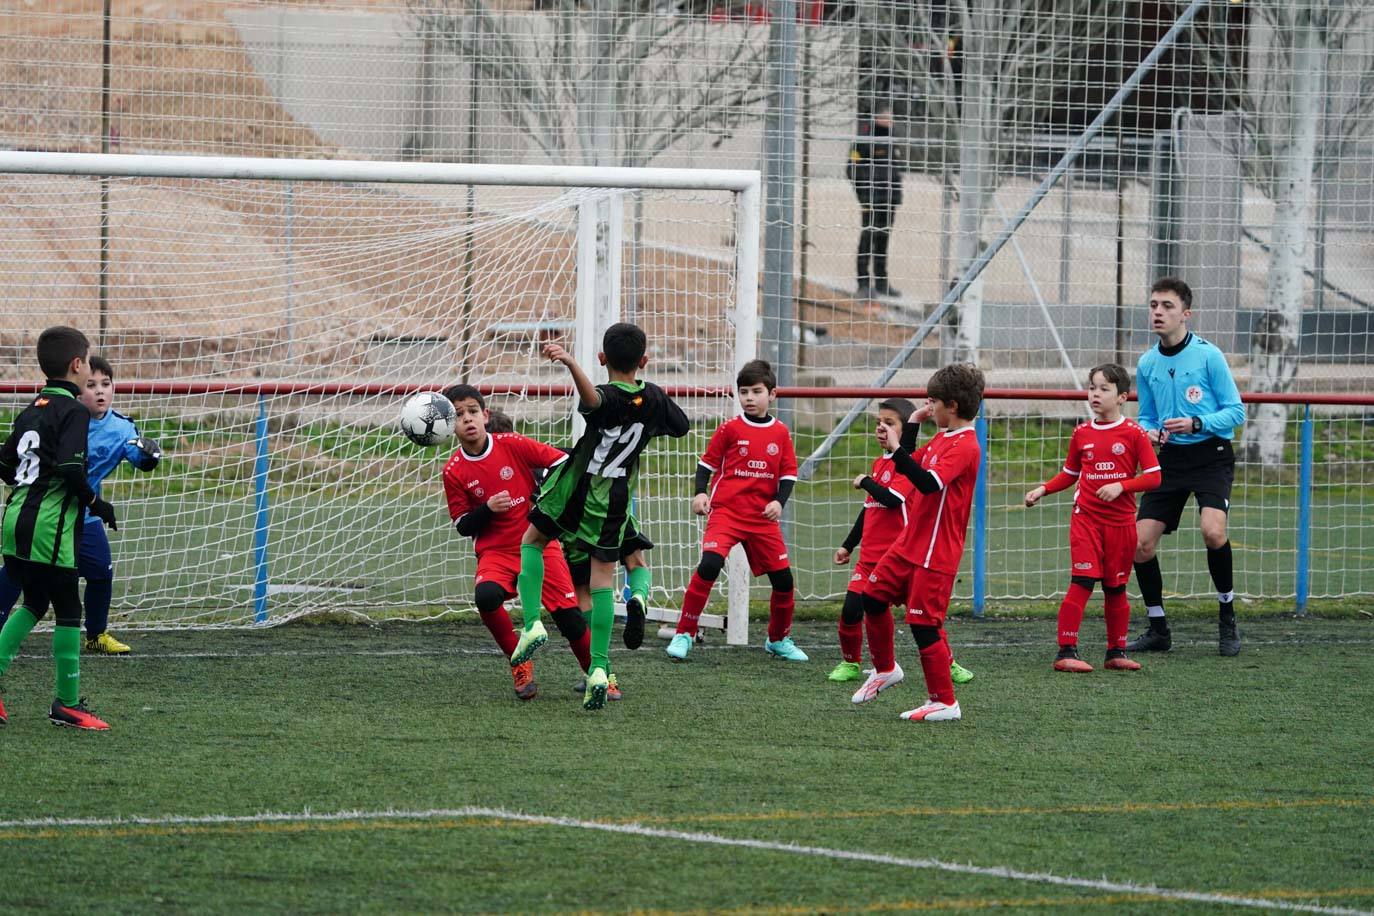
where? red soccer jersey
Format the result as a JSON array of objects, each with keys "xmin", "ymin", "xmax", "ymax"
[
  {"xmin": 700, "ymin": 414, "xmax": 799, "ymax": 519},
  {"xmin": 898, "ymin": 425, "xmax": 981, "ymax": 576},
  {"xmin": 1061, "ymin": 417, "xmax": 1160, "ymax": 525},
  {"xmin": 443, "ymin": 432, "xmax": 568, "ymax": 554},
  {"xmin": 859, "ymin": 452, "xmax": 914, "ymax": 563}
]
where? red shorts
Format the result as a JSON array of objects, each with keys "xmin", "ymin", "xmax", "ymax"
[
  {"xmin": 1068, "ymin": 511, "xmax": 1137, "ymax": 588},
  {"xmin": 475, "ymin": 542, "xmax": 578, "ymax": 612},
  {"xmin": 701, "ymin": 511, "xmax": 790, "ymax": 576},
  {"xmin": 860, "ymin": 542, "xmax": 918, "ymax": 606},
  {"xmin": 848, "ymin": 560, "xmax": 876, "ymax": 593},
  {"xmin": 903, "ymin": 567, "xmax": 955, "ymax": 626}
]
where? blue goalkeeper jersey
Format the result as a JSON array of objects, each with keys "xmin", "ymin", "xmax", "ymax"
[
  {"xmin": 1135, "ymin": 332, "xmax": 1245, "ymax": 444},
  {"xmin": 84, "ymin": 409, "xmax": 155, "ymax": 521}
]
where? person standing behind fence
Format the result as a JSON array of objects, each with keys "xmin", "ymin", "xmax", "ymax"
[
  {"xmin": 847, "ymin": 104, "xmax": 903, "ymax": 300},
  {"xmin": 1128, "ymin": 277, "xmax": 1247, "ymax": 657}
]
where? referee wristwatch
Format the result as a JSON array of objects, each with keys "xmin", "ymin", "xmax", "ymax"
[{"xmin": 1191, "ymin": 416, "xmax": 1202, "ymax": 433}]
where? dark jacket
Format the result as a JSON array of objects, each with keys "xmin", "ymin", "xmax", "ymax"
[{"xmin": 846, "ymin": 122, "xmax": 903, "ymax": 207}]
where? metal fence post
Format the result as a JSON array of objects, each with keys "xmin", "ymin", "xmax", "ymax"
[{"xmin": 1296, "ymin": 405, "xmax": 1314, "ymax": 615}]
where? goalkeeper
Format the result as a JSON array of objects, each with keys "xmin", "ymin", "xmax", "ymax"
[{"xmin": 0, "ymin": 355, "xmax": 160, "ymax": 654}]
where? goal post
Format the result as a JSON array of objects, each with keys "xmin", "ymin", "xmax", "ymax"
[{"xmin": 0, "ymin": 151, "xmax": 760, "ymax": 641}]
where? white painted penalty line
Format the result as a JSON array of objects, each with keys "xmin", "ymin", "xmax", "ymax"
[{"xmin": 0, "ymin": 806, "xmax": 1366, "ymax": 915}]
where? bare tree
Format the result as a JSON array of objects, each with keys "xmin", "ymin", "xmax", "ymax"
[
  {"xmin": 851, "ymin": 0, "xmax": 1119, "ymax": 364},
  {"xmin": 1201, "ymin": 0, "xmax": 1374, "ymax": 465}
]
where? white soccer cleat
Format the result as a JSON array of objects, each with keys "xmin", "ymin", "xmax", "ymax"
[
  {"xmin": 899, "ymin": 699, "xmax": 962, "ymax": 722},
  {"xmin": 850, "ymin": 662, "xmax": 904, "ymax": 704}
]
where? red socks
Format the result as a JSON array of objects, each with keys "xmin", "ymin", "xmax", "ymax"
[
  {"xmin": 676, "ymin": 572, "xmax": 714, "ymax": 636},
  {"xmin": 838, "ymin": 619, "xmax": 863, "ymax": 663},
  {"xmin": 864, "ymin": 605, "xmax": 896, "ymax": 673},
  {"xmin": 767, "ymin": 590, "xmax": 795, "ymax": 642},
  {"xmin": 1104, "ymin": 590, "xmax": 1131, "ymax": 651},
  {"xmin": 917, "ymin": 631, "xmax": 956, "ymax": 705},
  {"xmin": 480, "ymin": 607, "xmax": 519, "ymax": 656},
  {"xmin": 1057, "ymin": 581, "xmax": 1093, "ymax": 647}
]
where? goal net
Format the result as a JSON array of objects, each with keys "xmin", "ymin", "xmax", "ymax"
[{"xmin": 0, "ymin": 152, "xmax": 759, "ymax": 632}]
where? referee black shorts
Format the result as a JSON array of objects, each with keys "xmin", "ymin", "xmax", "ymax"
[
  {"xmin": 2, "ymin": 555, "xmax": 82, "ymax": 627},
  {"xmin": 1137, "ymin": 437, "xmax": 1236, "ymax": 535}
]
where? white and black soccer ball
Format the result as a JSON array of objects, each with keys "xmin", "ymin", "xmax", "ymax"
[{"xmin": 398, "ymin": 391, "xmax": 457, "ymax": 446}]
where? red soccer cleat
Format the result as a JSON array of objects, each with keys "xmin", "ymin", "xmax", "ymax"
[
  {"xmin": 49, "ymin": 698, "xmax": 110, "ymax": 731},
  {"xmin": 1053, "ymin": 646, "xmax": 1094, "ymax": 673},
  {"xmin": 512, "ymin": 660, "xmax": 538, "ymax": 701},
  {"xmin": 1104, "ymin": 652, "xmax": 1141, "ymax": 671}
]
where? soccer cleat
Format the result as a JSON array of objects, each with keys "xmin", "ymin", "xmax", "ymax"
[
  {"xmin": 48, "ymin": 698, "xmax": 110, "ymax": 731},
  {"xmin": 1218, "ymin": 619, "xmax": 1241, "ymax": 657},
  {"xmin": 950, "ymin": 659, "xmax": 975, "ymax": 684},
  {"xmin": 900, "ymin": 699, "xmax": 962, "ymax": 722},
  {"xmin": 1104, "ymin": 649, "xmax": 1141, "ymax": 671},
  {"xmin": 827, "ymin": 660, "xmax": 863, "ymax": 682},
  {"xmin": 1053, "ymin": 645, "xmax": 1094, "ymax": 673},
  {"xmin": 623, "ymin": 594, "xmax": 647, "ymax": 650},
  {"xmin": 583, "ymin": 668, "xmax": 609, "ymax": 711},
  {"xmin": 573, "ymin": 674, "xmax": 623, "ymax": 701},
  {"xmin": 764, "ymin": 636, "xmax": 808, "ymax": 662},
  {"xmin": 665, "ymin": 633, "xmax": 693, "ymax": 660},
  {"xmin": 851, "ymin": 663, "xmax": 904, "ymax": 704},
  {"xmin": 84, "ymin": 632, "xmax": 130, "ymax": 655},
  {"xmin": 1126, "ymin": 624, "xmax": 1171, "ymax": 653},
  {"xmin": 509, "ymin": 619, "xmax": 548, "ymax": 666},
  {"xmin": 511, "ymin": 660, "xmax": 538, "ymax": 701}
]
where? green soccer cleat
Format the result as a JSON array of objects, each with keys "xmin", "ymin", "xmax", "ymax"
[
  {"xmin": 583, "ymin": 668, "xmax": 609, "ymax": 711},
  {"xmin": 764, "ymin": 637, "xmax": 809, "ymax": 662},
  {"xmin": 827, "ymin": 660, "xmax": 863, "ymax": 682},
  {"xmin": 665, "ymin": 633, "xmax": 693, "ymax": 660},
  {"xmin": 949, "ymin": 659, "xmax": 975, "ymax": 684},
  {"xmin": 510, "ymin": 619, "xmax": 548, "ymax": 666}
]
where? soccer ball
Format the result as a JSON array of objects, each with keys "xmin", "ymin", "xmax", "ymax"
[{"xmin": 398, "ymin": 392, "xmax": 456, "ymax": 446}]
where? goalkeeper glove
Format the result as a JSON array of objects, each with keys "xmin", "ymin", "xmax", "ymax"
[
  {"xmin": 129, "ymin": 436, "xmax": 162, "ymax": 468},
  {"xmin": 89, "ymin": 497, "xmax": 118, "ymax": 531}
]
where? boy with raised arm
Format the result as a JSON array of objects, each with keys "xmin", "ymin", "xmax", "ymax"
[{"xmin": 513, "ymin": 323, "xmax": 690, "ymax": 710}]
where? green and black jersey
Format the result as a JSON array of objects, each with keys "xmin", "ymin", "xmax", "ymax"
[
  {"xmin": 0, "ymin": 380, "xmax": 96, "ymax": 568},
  {"xmin": 532, "ymin": 380, "xmax": 689, "ymax": 561}
]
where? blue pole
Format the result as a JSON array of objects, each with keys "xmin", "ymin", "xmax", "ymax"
[
  {"xmin": 973, "ymin": 413, "xmax": 988, "ymax": 618},
  {"xmin": 253, "ymin": 395, "xmax": 271, "ymax": 624},
  {"xmin": 1296, "ymin": 405, "xmax": 1314, "ymax": 615}
]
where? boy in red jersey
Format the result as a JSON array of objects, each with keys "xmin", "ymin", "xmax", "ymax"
[
  {"xmin": 849, "ymin": 363, "xmax": 984, "ymax": 722},
  {"xmin": 667, "ymin": 359, "xmax": 803, "ymax": 661},
  {"xmin": 440, "ymin": 384, "xmax": 592, "ymax": 701},
  {"xmin": 831, "ymin": 397, "xmax": 974, "ymax": 687},
  {"xmin": 1024, "ymin": 364, "xmax": 1161, "ymax": 672}
]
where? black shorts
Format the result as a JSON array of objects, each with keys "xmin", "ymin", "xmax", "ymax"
[
  {"xmin": 1137, "ymin": 438, "xmax": 1236, "ymax": 535},
  {"xmin": 3, "ymin": 555, "xmax": 82, "ymax": 626},
  {"xmin": 567, "ymin": 524, "xmax": 654, "ymax": 587}
]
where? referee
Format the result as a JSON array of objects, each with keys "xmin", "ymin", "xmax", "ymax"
[{"xmin": 1128, "ymin": 277, "xmax": 1247, "ymax": 656}]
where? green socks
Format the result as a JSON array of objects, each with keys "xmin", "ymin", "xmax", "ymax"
[
  {"xmin": 590, "ymin": 587, "xmax": 614, "ymax": 674},
  {"xmin": 517, "ymin": 543, "xmax": 546, "ymax": 632},
  {"xmin": 0, "ymin": 607, "xmax": 39, "ymax": 677},
  {"xmin": 627, "ymin": 565, "xmax": 651, "ymax": 603},
  {"xmin": 53, "ymin": 626, "xmax": 81, "ymax": 706}
]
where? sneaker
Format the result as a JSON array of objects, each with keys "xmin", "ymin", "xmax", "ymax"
[
  {"xmin": 1053, "ymin": 645, "xmax": 1094, "ymax": 673},
  {"xmin": 874, "ymin": 281, "xmax": 903, "ymax": 299},
  {"xmin": 1104, "ymin": 649, "xmax": 1141, "ymax": 671},
  {"xmin": 623, "ymin": 594, "xmax": 647, "ymax": 650},
  {"xmin": 1218, "ymin": 619, "xmax": 1241, "ymax": 657},
  {"xmin": 856, "ymin": 280, "xmax": 873, "ymax": 299},
  {"xmin": 900, "ymin": 698, "xmax": 961, "ymax": 722},
  {"xmin": 511, "ymin": 660, "xmax": 538, "ymax": 701},
  {"xmin": 764, "ymin": 636, "xmax": 808, "ymax": 662},
  {"xmin": 827, "ymin": 660, "xmax": 863, "ymax": 682},
  {"xmin": 510, "ymin": 619, "xmax": 548, "ymax": 666},
  {"xmin": 949, "ymin": 659, "xmax": 975, "ymax": 684},
  {"xmin": 665, "ymin": 632, "xmax": 693, "ymax": 660},
  {"xmin": 1126, "ymin": 624, "xmax": 1171, "ymax": 653},
  {"xmin": 49, "ymin": 698, "xmax": 110, "ymax": 731},
  {"xmin": 851, "ymin": 663, "xmax": 904, "ymax": 704},
  {"xmin": 84, "ymin": 632, "xmax": 130, "ymax": 655},
  {"xmin": 583, "ymin": 668, "xmax": 609, "ymax": 711}
]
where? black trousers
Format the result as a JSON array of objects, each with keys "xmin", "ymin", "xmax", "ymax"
[{"xmin": 858, "ymin": 203, "xmax": 895, "ymax": 284}]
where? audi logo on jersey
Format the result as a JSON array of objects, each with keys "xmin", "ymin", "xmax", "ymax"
[
  {"xmin": 746, "ymin": 459, "xmax": 768, "ymax": 471},
  {"xmin": 1094, "ymin": 462, "xmax": 1117, "ymax": 471}
]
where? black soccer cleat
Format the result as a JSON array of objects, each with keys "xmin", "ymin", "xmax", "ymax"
[
  {"xmin": 1126, "ymin": 624, "xmax": 1172, "ymax": 653},
  {"xmin": 1218, "ymin": 619, "xmax": 1241, "ymax": 657},
  {"xmin": 623, "ymin": 595, "xmax": 646, "ymax": 650}
]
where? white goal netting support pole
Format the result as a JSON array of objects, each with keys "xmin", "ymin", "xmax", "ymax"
[{"xmin": 0, "ymin": 150, "xmax": 760, "ymax": 639}]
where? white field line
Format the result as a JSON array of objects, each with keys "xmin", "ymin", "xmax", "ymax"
[{"xmin": 0, "ymin": 806, "xmax": 1366, "ymax": 914}]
